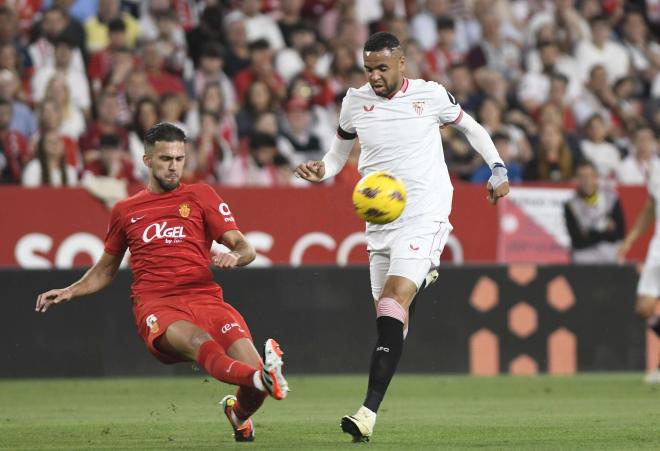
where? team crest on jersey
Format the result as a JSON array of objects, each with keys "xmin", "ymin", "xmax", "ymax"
[
  {"xmin": 412, "ymin": 101, "xmax": 425, "ymax": 116},
  {"xmin": 178, "ymin": 203, "xmax": 190, "ymax": 218}
]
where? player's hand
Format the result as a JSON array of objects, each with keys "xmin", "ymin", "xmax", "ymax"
[
  {"xmin": 487, "ymin": 181, "xmax": 510, "ymax": 205},
  {"xmin": 35, "ymin": 287, "xmax": 73, "ymax": 313},
  {"xmin": 295, "ymin": 160, "xmax": 325, "ymax": 183},
  {"xmin": 617, "ymin": 240, "xmax": 632, "ymax": 264},
  {"xmin": 212, "ymin": 252, "xmax": 240, "ymax": 269}
]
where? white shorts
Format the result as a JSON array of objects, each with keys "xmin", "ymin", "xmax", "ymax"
[
  {"xmin": 637, "ymin": 261, "xmax": 660, "ymax": 298},
  {"xmin": 367, "ymin": 218, "xmax": 453, "ymax": 300}
]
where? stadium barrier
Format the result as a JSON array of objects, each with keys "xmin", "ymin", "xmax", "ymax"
[
  {"xmin": 0, "ymin": 184, "xmax": 653, "ymax": 268},
  {"xmin": 1, "ymin": 265, "xmax": 650, "ymax": 378}
]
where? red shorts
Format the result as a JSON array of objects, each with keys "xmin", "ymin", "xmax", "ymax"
[{"xmin": 133, "ymin": 294, "xmax": 252, "ymax": 364}]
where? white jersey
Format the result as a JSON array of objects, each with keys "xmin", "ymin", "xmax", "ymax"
[
  {"xmin": 339, "ymin": 78, "xmax": 462, "ymax": 231},
  {"xmin": 646, "ymin": 158, "xmax": 660, "ymax": 262}
]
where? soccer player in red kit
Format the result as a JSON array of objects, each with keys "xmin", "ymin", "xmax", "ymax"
[{"xmin": 35, "ymin": 123, "xmax": 288, "ymax": 443}]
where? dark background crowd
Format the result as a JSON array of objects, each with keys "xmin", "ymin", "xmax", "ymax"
[{"xmin": 0, "ymin": 0, "xmax": 658, "ymax": 191}]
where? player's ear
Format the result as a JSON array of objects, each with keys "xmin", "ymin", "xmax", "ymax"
[
  {"xmin": 399, "ymin": 55, "xmax": 406, "ymax": 72},
  {"xmin": 142, "ymin": 152, "xmax": 151, "ymax": 168}
]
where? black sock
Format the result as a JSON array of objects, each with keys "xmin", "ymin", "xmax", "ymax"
[
  {"xmin": 649, "ymin": 315, "xmax": 660, "ymax": 337},
  {"xmin": 363, "ymin": 316, "xmax": 404, "ymax": 413},
  {"xmin": 409, "ymin": 294, "xmax": 418, "ymax": 319}
]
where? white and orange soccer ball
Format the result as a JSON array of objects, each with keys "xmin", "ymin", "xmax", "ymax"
[{"xmin": 352, "ymin": 171, "xmax": 407, "ymax": 224}]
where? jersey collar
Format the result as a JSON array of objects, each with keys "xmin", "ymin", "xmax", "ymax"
[{"xmin": 385, "ymin": 78, "xmax": 409, "ymax": 100}]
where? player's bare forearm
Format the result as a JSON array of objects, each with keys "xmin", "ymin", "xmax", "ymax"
[
  {"xmin": 36, "ymin": 251, "xmax": 123, "ymax": 313},
  {"xmin": 215, "ymin": 230, "xmax": 256, "ymax": 268}
]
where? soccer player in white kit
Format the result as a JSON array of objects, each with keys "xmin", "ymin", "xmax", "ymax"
[
  {"xmin": 619, "ymin": 125, "xmax": 660, "ymax": 383},
  {"xmin": 296, "ymin": 32, "xmax": 510, "ymax": 441}
]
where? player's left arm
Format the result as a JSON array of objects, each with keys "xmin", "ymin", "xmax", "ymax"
[
  {"xmin": 450, "ymin": 112, "xmax": 510, "ymax": 205},
  {"xmin": 213, "ymin": 230, "xmax": 256, "ymax": 269}
]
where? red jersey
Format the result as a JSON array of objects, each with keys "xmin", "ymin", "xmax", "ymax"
[{"xmin": 104, "ymin": 183, "xmax": 238, "ymax": 299}]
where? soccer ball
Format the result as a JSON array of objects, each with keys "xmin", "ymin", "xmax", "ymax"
[{"xmin": 352, "ymin": 171, "xmax": 407, "ymax": 224}]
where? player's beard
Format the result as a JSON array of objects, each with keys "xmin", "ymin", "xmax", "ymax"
[
  {"xmin": 154, "ymin": 173, "xmax": 180, "ymax": 192},
  {"xmin": 372, "ymin": 79, "xmax": 393, "ymax": 98}
]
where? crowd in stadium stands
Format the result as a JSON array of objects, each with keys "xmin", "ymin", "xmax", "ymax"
[{"xmin": 0, "ymin": 0, "xmax": 658, "ymax": 191}]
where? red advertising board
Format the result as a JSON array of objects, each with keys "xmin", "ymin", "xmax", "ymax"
[{"xmin": 0, "ymin": 184, "xmax": 652, "ymax": 268}]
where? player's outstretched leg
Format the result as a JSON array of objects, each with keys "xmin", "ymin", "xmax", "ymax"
[
  {"xmin": 341, "ymin": 298, "xmax": 406, "ymax": 442},
  {"xmin": 221, "ymin": 394, "xmax": 256, "ymax": 442},
  {"xmin": 406, "ymin": 267, "xmax": 440, "ymax": 338},
  {"xmin": 635, "ymin": 296, "xmax": 660, "ymax": 383}
]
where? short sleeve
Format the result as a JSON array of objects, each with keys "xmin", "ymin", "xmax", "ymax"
[
  {"xmin": 434, "ymin": 83, "xmax": 463, "ymax": 125},
  {"xmin": 337, "ymin": 89, "xmax": 356, "ymax": 138},
  {"xmin": 104, "ymin": 203, "xmax": 128, "ymax": 256},
  {"xmin": 198, "ymin": 184, "xmax": 239, "ymax": 240}
]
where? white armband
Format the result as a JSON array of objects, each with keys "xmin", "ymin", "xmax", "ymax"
[{"xmin": 320, "ymin": 134, "xmax": 355, "ymax": 181}]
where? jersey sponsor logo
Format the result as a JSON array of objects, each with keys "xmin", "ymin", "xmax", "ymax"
[
  {"xmin": 146, "ymin": 314, "xmax": 159, "ymax": 334},
  {"xmin": 409, "ymin": 244, "xmax": 420, "ymax": 251},
  {"xmin": 363, "ymin": 104, "xmax": 375, "ymax": 112},
  {"xmin": 142, "ymin": 221, "xmax": 187, "ymax": 244},
  {"xmin": 221, "ymin": 322, "xmax": 245, "ymax": 334},
  {"xmin": 130, "ymin": 215, "xmax": 146, "ymax": 223},
  {"xmin": 412, "ymin": 100, "xmax": 425, "ymax": 116},
  {"xmin": 218, "ymin": 202, "xmax": 235, "ymax": 222},
  {"xmin": 178, "ymin": 203, "xmax": 190, "ymax": 218}
]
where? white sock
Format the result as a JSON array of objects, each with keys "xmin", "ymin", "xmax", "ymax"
[
  {"xmin": 358, "ymin": 405, "xmax": 377, "ymax": 419},
  {"xmin": 253, "ymin": 371, "xmax": 265, "ymax": 392}
]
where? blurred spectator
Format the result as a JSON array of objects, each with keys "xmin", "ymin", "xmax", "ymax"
[
  {"xmin": 0, "ymin": 97, "xmax": 30, "ymax": 183},
  {"xmin": 43, "ymin": 73, "xmax": 85, "ymax": 139},
  {"xmin": 222, "ymin": 11, "xmax": 250, "ymax": 78},
  {"xmin": 190, "ymin": 43, "xmax": 237, "ymax": 113},
  {"xmin": 278, "ymin": 0, "xmax": 308, "ymax": 47},
  {"xmin": 241, "ymin": 0, "xmax": 285, "ymax": 51},
  {"xmin": 128, "ymin": 97, "xmax": 160, "ymax": 181},
  {"xmin": 42, "ymin": 0, "xmax": 99, "ymax": 23},
  {"xmin": 22, "ymin": 129, "xmax": 77, "ymax": 187},
  {"xmin": 575, "ymin": 14, "xmax": 630, "ymax": 84},
  {"xmin": 277, "ymin": 97, "xmax": 324, "ymax": 166},
  {"xmin": 579, "ymin": 114, "xmax": 621, "ymax": 179},
  {"xmin": 401, "ymin": 39, "xmax": 429, "ymax": 81},
  {"xmin": 224, "ymin": 132, "xmax": 291, "ymax": 187},
  {"xmin": 29, "ymin": 7, "xmax": 85, "ymax": 73},
  {"xmin": 0, "ymin": 69, "xmax": 36, "ymax": 137},
  {"xmin": 477, "ymin": 97, "xmax": 532, "ymax": 163},
  {"xmin": 564, "ymin": 160, "xmax": 624, "ymax": 263},
  {"xmin": 159, "ymin": 91, "xmax": 188, "ymax": 133},
  {"xmin": 621, "ymin": 8, "xmax": 660, "ymax": 92},
  {"xmin": 296, "ymin": 44, "xmax": 335, "ymax": 107},
  {"xmin": 32, "ymin": 32, "xmax": 91, "ymax": 116},
  {"xmin": 34, "ymin": 98, "xmax": 81, "ymax": 169},
  {"xmin": 119, "ymin": 69, "xmax": 156, "ymax": 121},
  {"xmin": 275, "ymin": 24, "xmax": 316, "ymax": 83},
  {"xmin": 186, "ymin": 4, "xmax": 226, "ymax": 66},
  {"xmin": 410, "ymin": 0, "xmax": 451, "ymax": 51},
  {"xmin": 32, "ymin": 1, "xmax": 87, "ymax": 58},
  {"xmin": 466, "ymin": 10, "xmax": 521, "ymax": 81},
  {"xmin": 526, "ymin": 0, "xmax": 590, "ymax": 52},
  {"xmin": 234, "ymin": 39, "xmax": 286, "ymax": 104},
  {"xmin": 185, "ymin": 81, "xmax": 238, "ymax": 152},
  {"xmin": 0, "ymin": 6, "xmax": 32, "ymax": 77},
  {"xmin": 446, "ymin": 63, "xmax": 480, "ymax": 115},
  {"xmin": 236, "ymin": 80, "xmax": 277, "ymax": 138},
  {"xmin": 87, "ymin": 17, "xmax": 132, "ymax": 97},
  {"xmin": 328, "ymin": 43, "xmax": 360, "ymax": 95},
  {"xmin": 612, "ymin": 75, "xmax": 644, "ymax": 123},
  {"xmin": 140, "ymin": 39, "xmax": 185, "ymax": 96},
  {"xmin": 525, "ymin": 122, "xmax": 574, "ymax": 182},
  {"xmin": 368, "ymin": 0, "xmax": 401, "ymax": 35},
  {"xmin": 79, "ymin": 89, "xmax": 128, "ymax": 163},
  {"xmin": 471, "ymin": 131, "xmax": 523, "ymax": 184},
  {"xmin": 572, "ymin": 65, "xmax": 616, "ymax": 127},
  {"xmin": 151, "ymin": 10, "xmax": 189, "ymax": 76},
  {"xmin": 84, "ymin": 0, "xmax": 139, "ymax": 53},
  {"xmin": 424, "ymin": 16, "xmax": 463, "ymax": 85},
  {"xmin": 617, "ymin": 125, "xmax": 659, "ymax": 185},
  {"xmin": 83, "ymin": 133, "xmax": 134, "ymax": 181},
  {"xmin": 189, "ymin": 111, "xmax": 233, "ymax": 184}
]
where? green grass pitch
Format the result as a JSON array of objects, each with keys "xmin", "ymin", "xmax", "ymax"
[{"xmin": 1, "ymin": 374, "xmax": 660, "ymax": 450}]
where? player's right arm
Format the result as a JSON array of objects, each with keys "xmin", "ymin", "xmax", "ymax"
[
  {"xmin": 295, "ymin": 91, "xmax": 356, "ymax": 183},
  {"xmin": 35, "ymin": 251, "xmax": 125, "ymax": 313},
  {"xmin": 618, "ymin": 197, "xmax": 655, "ymax": 261}
]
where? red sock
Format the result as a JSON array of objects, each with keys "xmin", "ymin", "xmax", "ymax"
[
  {"xmin": 196, "ymin": 340, "xmax": 257, "ymax": 387},
  {"xmin": 234, "ymin": 386, "xmax": 267, "ymax": 421}
]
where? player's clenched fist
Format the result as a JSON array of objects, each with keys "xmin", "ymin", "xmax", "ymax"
[
  {"xmin": 35, "ymin": 287, "xmax": 73, "ymax": 313},
  {"xmin": 295, "ymin": 160, "xmax": 325, "ymax": 183},
  {"xmin": 212, "ymin": 252, "xmax": 240, "ymax": 269}
]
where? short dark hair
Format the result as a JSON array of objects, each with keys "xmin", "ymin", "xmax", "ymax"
[
  {"xmin": 108, "ymin": 18, "xmax": 126, "ymax": 33},
  {"xmin": 248, "ymin": 39, "xmax": 270, "ymax": 52},
  {"xmin": 575, "ymin": 159, "xmax": 597, "ymax": 174},
  {"xmin": 249, "ymin": 132, "xmax": 277, "ymax": 150},
  {"xmin": 436, "ymin": 16, "xmax": 455, "ymax": 31},
  {"xmin": 145, "ymin": 122, "xmax": 186, "ymax": 149},
  {"xmin": 200, "ymin": 42, "xmax": 225, "ymax": 60},
  {"xmin": 363, "ymin": 32, "xmax": 400, "ymax": 53},
  {"xmin": 99, "ymin": 133, "xmax": 121, "ymax": 149}
]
